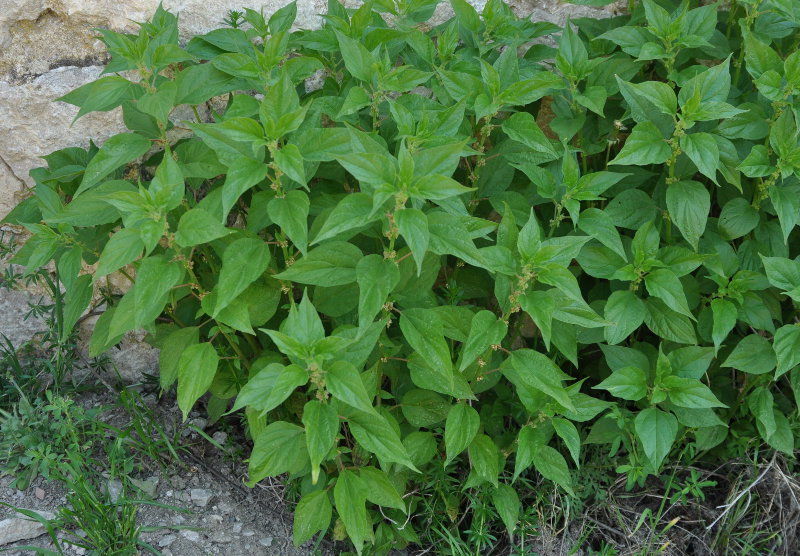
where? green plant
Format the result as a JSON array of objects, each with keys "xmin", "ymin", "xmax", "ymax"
[
  {"xmin": 5, "ymin": 0, "xmax": 800, "ymax": 552},
  {"xmin": 0, "ymin": 390, "xmax": 99, "ymax": 489}
]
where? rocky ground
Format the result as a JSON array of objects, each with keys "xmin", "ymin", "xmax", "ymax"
[{"xmin": 0, "ymin": 385, "xmax": 329, "ymax": 556}]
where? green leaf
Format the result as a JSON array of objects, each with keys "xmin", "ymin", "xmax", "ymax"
[
  {"xmin": 401, "ymin": 389, "xmax": 450, "ymax": 427},
  {"xmin": 212, "ymin": 238, "xmax": 271, "ymax": 316},
  {"xmin": 57, "ymin": 76, "xmax": 143, "ymax": 119},
  {"xmin": 609, "ymin": 122, "xmax": 671, "ymax": 166},
  {"xmin": 312, "ymin": 193, "xmax": 376, "ymax": 244},
  {"xmin": 749, "ymin": 386, "xmax": 776, "ymax": 440},
  {"xmin": 356, "ymin": 254, "xmax": 400, "ymax": 329},
  {"xmin": 508, "ymin": 350, "xmax": 574, "ymax": 410},
  {"xmin": 552, "ymin": 417, "xmax": 581, "ymax": 466},
  {"xmin": 334, "ymin": 469, "xmax": 372, "ymax": 554},
  {"xmin": 275, "ymin": 241, "xmax": 362, "ymax": 286},
  {"xmin": 718, "ymin": 198, "xmax": 759, "ymax": 240},
  {"xmin": 76, "ymin": 133, "xmax": 151, "ymax": 196},
  {"xmin": 359, "ymin": 467, "xmax": 406, "ymax": 513},
  {"xmin": 396, "ymin": 208, "xmax": 429, "ymax": 276},
  {"xmin": 680, "ymin": 133, "xmax": 719, "ymax": 183},
  {"xmin": 645, "ymin": 269, "xmax": 694, "ymax": 320},
  {"xmin": 221, "ymin": 157, "xmax": 268, "ymax": 217},
  {"xmin": 177, "ymin": 343, "xmax": 219, "ymax": 421},
  {"xmin": 773, "ymin": 325, "xmax": 800, "ymax": 378},
  {"xmin": 761, "ymin": 255, "xmax": 800, "ymax": 294},
  {"xmin": 450, "ymin": 0, "xmax": 481, "ymax": 33},
  {"xmin": 444, "ymin": 403, "xmax": 480, "ymax": 465},
  {"xmin": 399, "ymin": 309, "xmax": 453, "ymax": 390},
  {"xmin": 158, "ymin": 327, "xmax": 199, "ymax": 390},
  {"xmin": 711, "ymin": 298, "xmax": 737, "ymax": 353},
  {"xmin": 666, "ymin": 181, "xmax": 709, "ymax": 251},
  {"xmin": 635, "ymin": 408, "xmax": 677, "ymax": 470},
  {"xmin": 722, "ymin": 334, "xmax": 776, "ymax": 375},
  {"xmin": 261, "ymin": 364, "xmax": 309, "ymax": 414},
  {"xmin": 60, "ymin": 275, "xmax": 93, "ymax": 344},
  {"xmin": 175, "ymin": 208, "xmax": 231, "ymax": 247},
  {"xmin": 531, "ymin": 445, "xmax": 574, "ymax": 495},
  {"xmin": 95, "ymin": 228, "xmax": 143, "ymax": 279},
  {"xmin": 644, "ymin": 299, "xmax": 697, "ymax": 344},
  {"xmin": 293, "ymin": 490, "xmax": 332, "ymax": 546},
  {"xmin": 459, "ymin": 310, "xmax": 508, "ymax": 371},
  {"xmin": 502, "ymin": 112, "xmax": 558, "ymax": 157},
  {"xmin": 769, "ymin": 184, "xmax": 800, "ymax": 243},
  {"xmin": 267, "ymin": 190, "xmax": 309, "ymax": 255},
  {"xmin": 274, "ymin": 144, "xmax": 306, "ymax": 185},
  {"xmin": 604, "ymin": 290, "xmax": 645, "ymax": 345},
  {"xmin": 335, "ymin": 31, "xmax": 376, "ymax": 82},
  {"xmin": 248, "ymin": 422, "xmax": 308, "ymax": 484},
  {"xmin": 743, "ymin": 28, "xmax": 783, "ymax": 79},
  {"xmin": 348, "ymin": 410, "xmax": 419, "ymax": 472},
  {"xmin": 492, "ymin": 484, "xmax": 520, "ymax": 540},
  {"xmin": 302, "ymin": 400, "xmax": 339, "ymax": 484},
  {"xmin": 594, "ymin": 366, "xmax": 647, "ymax": 401},
  {"xmin": 499, "ymin": 72, "xmax": 564, "ymax": 106},
  {"xmin": 326, "ymin": 360, "xmax": 375, "ymax": 414},
  {"xmin": 469, "ymin": 434, "xmax": 499, "ymax": 488},
  {"xmin": 663, "ymin": 376, "xmax": 726, "ymax": 408},
  {"xmin": 129, "ymin": 256, "xmax": 182, "ymax": 329},
  {"xmin": 578, "ymin": 209, "xmax": 626, "ymax": 259},
  {"xmin": 518, "ymin": 209, "xmax": 542, "ymax": 262}
]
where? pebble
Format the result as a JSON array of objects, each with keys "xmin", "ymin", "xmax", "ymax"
[
  {"xmin": 34, "ymin": 487, "xmax": 45, "ymax": 500},
  {"xmin": 258, "ymin": 537, "xmax": 273, "ymax": 547},
  {"xmin": 190, "ymin": 488, "xmax": 214, "ymax": 507},
  {"xmin": 208, "ymin": 514, "xmax": 223, "ymax": 524},
  {"xmin": 210, "ymin": 531, "xmax": 234, "ymax": 543},
  {"xmin": 106, "ymin": 480, "xmax": 123, "ymax": 503},
  {"xmin": 232, "ymin": 522, "xmax": 243, "ymax": 534},
  {"xmin": 180, "ymin": 530, "xmax": 201, "ymax": 543},
  {"xmin": 217, "ymin": 501, "xmax": 233, "ymax": 514},
  {"xmin": 242, "ymin": 528, "xmax": 255, "ymax": 537},
  {"xmin": 158, "ymin": 534, "xmax": 177, "ymax": 548},
  {"xmin": 212, "ymin": 431, "xmax": 228, "ymax": 445}
]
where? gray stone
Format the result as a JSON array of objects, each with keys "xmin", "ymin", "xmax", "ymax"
[
  {"xmin": 212, "ymin": 431, "xmax": 228, "ymax": 445},
  {"xmin": 180, "ymin": 530, "xmax": 201, "ymax": 543},
  {"xmin": 106, "ymin": 479, "xmax": 123, "ymax": 504},
  {"xmin": 258, "ymin": 536, "xmax": 274, "ymax": 547},
  {"xmin": 158, "ymin": 534, "xmax": 177, "ymax": 548},
  {"xmin": 0, "ymin": 511, "xmax": 55, "ymax": 546},
  {"xmin": 190, "ymin": 488, "xmax": 214, "ymax": 507}
]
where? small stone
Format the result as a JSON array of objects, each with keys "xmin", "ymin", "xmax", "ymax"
[
  {"xmin": 242, "ymin": 528, "xmax": 255, "ymax": 537},
  {"xmin": 232, "ymin": 522, "xmax": 242, "ymax": 534},
  {"xmin": 106, "ymin": 480, "xmax": 123, "ymax": 503},
  {"xmin": 0, "ymin": 511, "xmax": 55, "ymax": 545},
  {"xmin": 212, "ymin": 431, "xmax": 228, "ymax": 445},
  {"xmin": 34, "ymin": 487, "xmax": 45, "ymax": 500},
  {"xmin": 158, "ymin": 534, "xmax": 177, "ymax": 548},
  {"xmin": 210, "ymin": 532, "xmax": 233, "ymax": 544},
  {"xmin": 208, "ymin": 514, "xmax": 223, "ymax": 524},
  {"xmin": 217, "ymin": 501, "xmax": 233, "ymax": 514},
  {"xmin": 190, "ymin": 488, "xmax": 214, "ymax": 507},
  {"xmin": 258, "ymin": 537, "xmax": 273, "ymax": 547},
  {"xmin": 180, "ymin": 530, "xmax": 201, "ymax": 543},
  {"xmin": 189, "ymin": 417, "xmax": 207, "ymax": 430}
]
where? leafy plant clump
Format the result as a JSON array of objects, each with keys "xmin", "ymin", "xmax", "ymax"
[{"xmin": 5, "ymin": 0, "xmax": 800, "ymax": 552}]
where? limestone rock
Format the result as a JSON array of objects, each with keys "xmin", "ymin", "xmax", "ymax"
[{"xmin": 0, "ymin": 511, "xmax": 55, "ymax": 546}]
